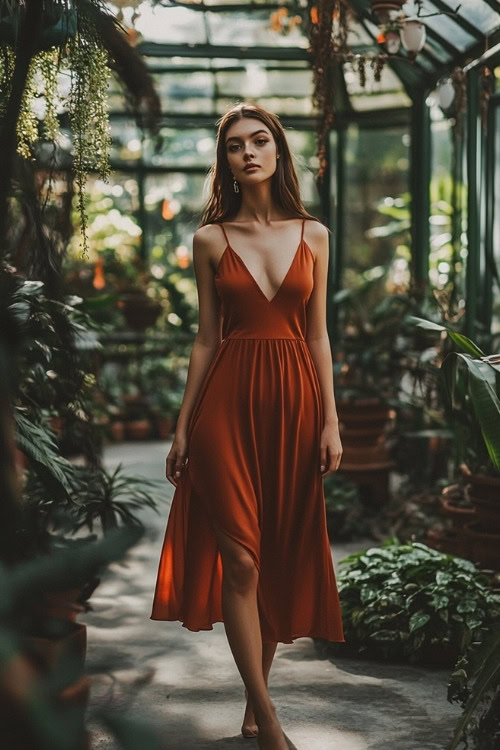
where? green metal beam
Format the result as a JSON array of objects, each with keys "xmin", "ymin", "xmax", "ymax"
[
  {"xmin": 465, "ymin": 68, "xmax": 481, "ymax": 339},
  {"xmin": 331, "ymin": 126, "xmax": 346, "ymax": 340},
  {"xmin": 409, "ymin": 87, "xmax": 431, "ymax": 295},
  {"xmin": 137, "ymin": 41, "xmax": 312, "ymax": 61},
  {"xmin": 483, "ymin": 98, "xmax": 495, "ymax": 339}
]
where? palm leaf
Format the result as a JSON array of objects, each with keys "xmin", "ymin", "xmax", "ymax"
[{"xmin": 442, "ymin": 352, "xmax": 500, "ymax": 472}]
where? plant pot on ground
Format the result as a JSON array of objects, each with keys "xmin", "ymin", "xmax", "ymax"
[
  {"xmin": 408, "ymin": 318, "xmax": 500, "ymax": 570},
  {"xmin": 326, "ymin": 537, "xmax": 500, "ymax": 666}
]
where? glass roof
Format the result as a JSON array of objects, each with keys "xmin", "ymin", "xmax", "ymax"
[{"xmin": 106, "ymin": 0, "xmax": 500, "ymax": 120}]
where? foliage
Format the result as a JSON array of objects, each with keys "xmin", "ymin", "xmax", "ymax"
[
  {"xmin": 0, "ymin": 522, "xmax": 164, "ymax": 750},
  {"xmin": 334, "ymin": 537, "xmax": 500, "ymax": 664},
  {"xmin": 447, "ymin": 624, "xmax": 500, "ymax": 750},
  {"xmin": 0, "ymin": 0, "xmax": 159, "ymax": 254},
  {"xmin": 409, "ymin": 316, "xmax": 500, "ymax": 476},
  {"xmin": 323, "ymin": 474, "xmax": 373, "ymax": 541},
  {"xmin": 372, "ymin": 480, "xmax": 447, "ymax": 544},
  {"xmin": 333, "ymin": 281, "xmax": 424, "ymax": 404}
]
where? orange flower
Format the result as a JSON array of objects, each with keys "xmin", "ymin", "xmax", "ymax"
[
  {"xmin": 310, "ymin": 6, "xmax": 318, "ymax": 24},
  {"xmin": 377, "ymin": 32, "xmax": 386, "ymax": 43}
]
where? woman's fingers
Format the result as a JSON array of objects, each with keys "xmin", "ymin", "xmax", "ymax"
[{"xmin": 166, "ymin": 453, "xmax": 188, "ymax": 487}]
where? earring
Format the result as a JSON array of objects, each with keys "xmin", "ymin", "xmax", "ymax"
[
  {"xmin": 277, "ymin": 154, "xmax": 280, "ymax": 159},
  {"xmin": 233, "ymin": 178, "xmax": 239, "ymax": 193}
]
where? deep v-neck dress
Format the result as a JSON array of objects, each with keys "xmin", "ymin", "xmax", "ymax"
[{"xmin": 151, "ymin": 218, "xmax": 345, "ymax": 644}]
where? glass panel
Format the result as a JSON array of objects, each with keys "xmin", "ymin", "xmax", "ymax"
[
  {"xmin": 428, "ymin": 101, "xmax": 466, "ymax": 305},
  {"xmin": 144, "ymin": 173, "xmax": 207, "ymax": 268},
  {"xmin": 492, "ymin": 104, "xmax": 500, "ymax": 336},
  {"xmin": 133, "ymin": 4, "xmax": 207, "ymax": 44},
  {"xmin": 341, "ymin": 124, "xmax": 411, "ymax": 301},
  {"xmin": 143, "ymin": 127, "xmax": 215, "ymax": 168},
  {"xmin": 110, "ymin": 120, "xmax": 142, "ymax": 163},
  {"xmin": 419, "ymin": 2, "xmax": 478, "ymax": 52},
  {"xmin": 216, "ymin": 96, "xmax": 313, "ymax": 115},
  {"xmin": 437, "ymin": 0, "xmax": 500, "ymax": 35},
  {"xmin": 151, "ymin": 71, "xmax": 214, "ymax": 113},
  {"xmin": 206, "ymin": 10, "xmax": 309, "ymax": 48},
  {"xmin": 215, "ymin": 66, "xmax": 313, "ymax": 99}
]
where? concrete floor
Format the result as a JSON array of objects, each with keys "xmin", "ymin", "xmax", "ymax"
[{"xmin": 84, "ymin": 440, "xmax": 461, "ymax": 750}]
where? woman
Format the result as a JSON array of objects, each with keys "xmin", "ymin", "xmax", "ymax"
[{"xmin": 151, "ymin": 102, "xmax": 345, "ymax": 750}]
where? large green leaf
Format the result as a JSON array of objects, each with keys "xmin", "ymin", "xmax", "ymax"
[
  {"xmin": 447, "ymin": 628, "xmax": 500, "ymax": 750},
  {"xmin": 406, "ymin": 317, "xmax": 485, "ymax": 357},
  {"xmin": 442, "ymin": 353, "xmax": 500, "ymax": 472}
]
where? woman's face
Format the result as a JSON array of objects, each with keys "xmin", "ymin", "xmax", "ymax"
[{"xmin": 224, "ymin": 118, "xmax": 279, "ymax": 187}]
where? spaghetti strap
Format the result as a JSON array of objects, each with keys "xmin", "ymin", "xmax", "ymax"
[
  {"xmin": 219, "ymin": 222, "xmax": 229, "ymax": 245},
  {"xmin": 300, "ymin": 218, "xmax": 306, "ymax": 242}
]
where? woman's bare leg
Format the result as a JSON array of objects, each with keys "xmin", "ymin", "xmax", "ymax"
[
  {"xmin": 212, "ymin": 526, "xmax": 287, "ymax": 748},
  {"xmin": 243, "ymin": 642, "xmax": 278, "ymax": 735}
]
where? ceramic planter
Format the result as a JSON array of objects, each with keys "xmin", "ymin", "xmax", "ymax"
[
  {"xmin": 463, "ymin": 523, "xmax": 500, "ymax": 570},
  {"xmin": 155, "ymin": 416, "xmax": 174, "ymax": 440},
  {"xmin": 439, "ymin": 492, "xmax": 476, "ymax": 530},
  {"xmin": 463, "ymin": 470, "xmax": 500, "ymax": 532},
  {"xmin": 117, "ymin": 293, "xmax": 162, "ymax": 331},
  {"xmin": 109, "ymin": 420, "xmax": 125, "ymax": 441},
  {"xmin": 125, "ymin": 418, "xmax": 152, "ymax": 441}
]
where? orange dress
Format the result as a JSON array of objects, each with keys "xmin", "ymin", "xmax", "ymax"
[{"xmin": 150, "ymin": 219, "xmax": 345, "ymax": 644}]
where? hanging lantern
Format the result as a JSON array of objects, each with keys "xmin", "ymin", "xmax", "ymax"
[
  {"xmin": 385, "ymin": 30, "xmax": 401, "ymax": 54},
  {"xmin": 370, "ymin": 0, "xmax": 407, "ymax": 24},
  {"xmin": 400, "ymin": 18, "xmax": 426, "ymax": 57},
  {"xmin": 437, "ymin": 78, "xmax": 455, "ymax": 111}
]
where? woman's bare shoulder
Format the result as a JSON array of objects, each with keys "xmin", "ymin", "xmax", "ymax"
[
  {"xmin": 193, "ymin": 223, "xmax": 224, "ymax": 249},
  {"xmin": 304, "ymin": 219, "xmax": 329, "ymax": 261},
  {"xmin": 304, "ymin": 218, "xmax": 329, "ymax": 240}
]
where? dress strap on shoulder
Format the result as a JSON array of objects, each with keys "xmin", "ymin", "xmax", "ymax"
[
  {"xmin": 301, "ymin": 218, "xmax": 306, "ymax": 242},
  {"xmin": 219, "ymin": 222, "xmax": 229, "ymax": 245}
]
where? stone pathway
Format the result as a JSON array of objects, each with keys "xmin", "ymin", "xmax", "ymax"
[{"xmin": 85, "ymin": 441, "xmax": 461, "ymax": 749}]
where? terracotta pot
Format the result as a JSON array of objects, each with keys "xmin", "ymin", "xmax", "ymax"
[
  {"xmin": 36, "ymin": 587, "xmax": 86, "ymax": 623},
  {"xmin": 125, "ymin": 419, "xmax": 152, "ymax": 441},
  {"xmin": 426, "ymin": 527, "xmax": 471, "ymax": 558},
  {"xmin": 156, "ymin": 416, "xmax": 174, "ymax": 440},
  {"xmin": 463, "ymin": 523, "xmax": 500, "ymax": 570},
  {"xmin": 109, "ymin": 420, "xmax": 125, "ymax": 441},
  {"xmin": 439, "ymin": 494, "xmax": 476, "ymax": 530},
  {"xmin": 117, "ymin": 294, "xmax": 162, "ymax": 331},
  {"xmin": 461, "ymin": 469, "xmax": 500, "ymax": 532},
  {"xmin": 337, "ymin": 398, "xmax": 393, "ymax": 447}
]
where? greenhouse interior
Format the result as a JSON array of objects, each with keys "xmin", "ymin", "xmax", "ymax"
[{"xmin": 1, "ymin": 0, "xmax": 500, "ymax": 748}]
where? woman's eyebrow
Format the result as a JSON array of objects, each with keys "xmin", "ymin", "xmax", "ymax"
[{"xmin": 225, "ymin": 130, "xmax": 269, "ymax": 143}]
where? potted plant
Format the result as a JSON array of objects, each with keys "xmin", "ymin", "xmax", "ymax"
[
  {"xmin": 409, "ymin": 317, "xmax": 500, "ymax": 569},
  {"xmin": 332, "ymin": 282, "xmax": 419, "ymax": 501},
  {"xmin": 327, "ymin": 537, "xmax": 500, "ymax": 666}
]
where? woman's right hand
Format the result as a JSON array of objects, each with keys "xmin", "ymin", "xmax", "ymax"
[{"xmin": 166, "ymin": 432, "xmax": 189, "ymax": 487}]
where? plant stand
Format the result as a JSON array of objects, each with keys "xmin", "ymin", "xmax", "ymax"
[{"xmin": 338, "ymin": 458, "xmax": 395, "ymax": 505}]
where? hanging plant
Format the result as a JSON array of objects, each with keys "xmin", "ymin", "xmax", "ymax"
[
  {"xmin": 307, "ymin": 0, "xmax": 389, "ymax": 184},
  {"xmin": 0, "ymin": 0, "xmax": 160, "ymax": 257}
]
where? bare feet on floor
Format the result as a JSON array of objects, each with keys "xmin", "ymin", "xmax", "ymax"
[
  {"xmin": 255, "ymin": 703, "xmax": 288, "ymax": 750},
  {"xmin": 241, "ymin": 688, "xmax": 258, "ymax": 738}
]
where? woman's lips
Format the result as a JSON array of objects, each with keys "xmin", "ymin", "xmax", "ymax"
[{"xmin": 244, "ymin": 165, "xmax": 260, "ymax": 171}]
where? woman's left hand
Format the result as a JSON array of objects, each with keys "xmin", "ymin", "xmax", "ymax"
[{"xmin": 320, "ymin": 422, "xmax": 343, "ymax": 477}]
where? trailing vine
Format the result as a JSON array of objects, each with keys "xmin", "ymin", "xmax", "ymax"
[
  {"xmin": 307, "ymin": 0, "xmax": 389, "ymax": 184},
  {"xmin": 0, "ymin": 0, "xmax": 159, "ymax": 257}
]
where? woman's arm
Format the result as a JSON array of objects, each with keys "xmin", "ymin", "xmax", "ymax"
[
  {"xmin": 304, "ymin": 220, "xmax": 342, "ymax": 477},
  {"xmin": 166, "ymin": 224, "xmax": 223, "ymax": 486}
]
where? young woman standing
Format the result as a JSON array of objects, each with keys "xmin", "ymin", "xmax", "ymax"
[{"xmin": 151, "ymin": 102, "xmax": 345, "ymax": 750}]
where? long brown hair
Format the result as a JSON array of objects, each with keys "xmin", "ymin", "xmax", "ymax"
[{"xmin": 199, "ymin": 103, "xmax": 323, "ymax": 229}]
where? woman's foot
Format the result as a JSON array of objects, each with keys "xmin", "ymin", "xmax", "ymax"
[
  {"xmin": 256, "ymin": 713, "xmax": 288, "ymax": 750},
  {"xmin": 241, "ymin": 688, "xmax": 258, "ymax": 738}
]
